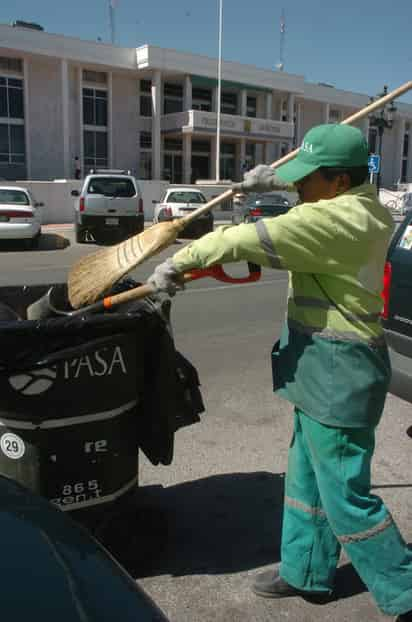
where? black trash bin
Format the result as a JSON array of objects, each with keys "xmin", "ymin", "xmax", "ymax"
[{"xmin": 0, "ymin": 282, "xmax": 204, "ymax": 528}]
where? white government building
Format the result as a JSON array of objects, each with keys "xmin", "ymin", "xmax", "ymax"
[{"xmin": 0, "ymin": 20, "xmax": 411, "ymax": 187}]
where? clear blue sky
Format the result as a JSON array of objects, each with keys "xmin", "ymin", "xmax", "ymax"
[{"xmin": 2, "ymin": 0, "xmax": 412, "ymax": 102}]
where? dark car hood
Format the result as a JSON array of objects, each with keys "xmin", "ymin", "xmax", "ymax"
[{"xmin": 0, "ymin": 475, "xmax": 169, "ymax": 621}]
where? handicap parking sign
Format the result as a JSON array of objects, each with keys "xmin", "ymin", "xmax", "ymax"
[{"xmin": 368, "ymin": 154, "xmax": 380, "ymax": 174}]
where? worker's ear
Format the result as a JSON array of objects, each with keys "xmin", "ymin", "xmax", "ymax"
[{"xmin": 335, "ymin": 173, "xmax": 351, "ymax": 195}]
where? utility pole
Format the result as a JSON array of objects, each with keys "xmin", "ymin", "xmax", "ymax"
[{"xmin": 216, "ymin": 0, "xmax": 223, "ymax": 182}]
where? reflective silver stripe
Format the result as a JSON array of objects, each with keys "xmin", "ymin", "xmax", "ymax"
[
  {"xmin": 288, "ymin": 318, "xmax": 386, "ymax": 348},
  {"xmin": 337, "ymin": 513, "xmax": 393, "ymax": 545},
  {"xmin": 285, "ymin": 495, "xmax": 326, "ymax": 517},
  {"xmin": 255, "ymin": 220, "xmax": 283, "ymax": 269},
  {"xmin": 292, "ymin": 296, "xmax": 380, "ymax": 323},
  {"xmin": 0, "ymin": 399, "xmax": 138, "ymax": 430}
]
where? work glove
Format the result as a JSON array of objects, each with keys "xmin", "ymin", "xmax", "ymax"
[
  {"xmin": 147, "ymin": 258, "xmax": 184, "ymax": 297},
  {"xmin": 232, "ymin": 164, "xmax": 289, "ymax": 194}
]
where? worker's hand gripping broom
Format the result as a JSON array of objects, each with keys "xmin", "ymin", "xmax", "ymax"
[{"xmin": 68, "ymin": 81, "xmax": 412, "ymax": 309}]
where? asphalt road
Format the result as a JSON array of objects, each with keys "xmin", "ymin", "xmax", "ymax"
[{"xmin": 1, "ymin": 225, "xmax": 412, "ymax": 622}]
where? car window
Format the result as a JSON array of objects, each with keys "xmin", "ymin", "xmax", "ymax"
[
  {"xmin": 87, "ymin": 178, "xmax": 136, "ymax": 198},
  {"xmin": 247, "ymin": 194, "xmax": 290, "ymax": 207},
  {"xmin": 0, "ymin": 189, "xmax": 30, "ymax": 206},
  {"xmin": 257, "ymin": 205, "xmax": 289, "ymax": 216},
  {"xmin": 167, "ymin": 191, "xmax": 207, "ymax": 204},
  {"xmin": 398, "ymin": 224, "xmax": 412, "ymax": 250}
]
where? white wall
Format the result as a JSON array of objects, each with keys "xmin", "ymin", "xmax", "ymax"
[{"xmin": 27, "ymin": 58, "xmax": 64, "ymax": 180}]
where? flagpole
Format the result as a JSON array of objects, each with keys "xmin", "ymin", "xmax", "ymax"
[
  {"xmin": 109, "ymin": 0, "xmax": 116, "ymax": 45},
  {"xmin": 215, "ymin": 0, "xmax": 223, "ymax": 182}
]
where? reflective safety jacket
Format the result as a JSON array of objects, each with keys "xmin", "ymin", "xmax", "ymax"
[{"xmin": 172, "ymin": 183, "xmax": 395, "ymax": 428}]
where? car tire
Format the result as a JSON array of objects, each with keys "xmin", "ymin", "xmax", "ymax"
[
  {"xmin": 24, "ymin": 234, "xmax": 40, "ymax": 250},
  {"xmin": 75, "ymin": 224, "xmax": 87, "ymax": 244}
]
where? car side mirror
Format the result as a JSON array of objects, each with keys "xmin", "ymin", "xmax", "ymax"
[
  {"xmin": 152, "ymin": 199, "xmax": 158, "ymax": 204},
  {"xmin": 71, "ymin": 190, "xmax": 80, "ymax": 197}
]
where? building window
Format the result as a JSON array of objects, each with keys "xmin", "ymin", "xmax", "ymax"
[
  {"xmin": 83, "ymin": 130, "xmax": 108, "ymax": 169},
  {"xmin": 192, "ymin": 87, "xmax": 212, "ymax": 112},
  {"xmin": 221, "ymin": 92, "xmax": 238, "ymax": 115},
  {"xmin": 192, "ymin": 140, "xmax": 210, "ymax": 153},
  {"xmin": 0, "ymin": 123, "xmax": 25, "ymax": 164},
  {"xmin": 281, "ymin": 100, "xmax": 287, "ymax": 122},
  {"xmin": 140, "ymin": 80, "xmax": 151, "ymax": 93},
  {"xmin": 245, "ymin": 142, "xmax": 256, "ymax": 170},
  {"xmin": 140, "ymin": 152, "xmax": 152, "ymax": 179},
  {"xmin": 164, "ymin": 82, "xmax": 183, "ymax": 114},
  {"xmin": 0, "ymin": 57, "xmax": 23, "ymax": 73},
  {"xmin": 329, "ymin": 108, "xmax": 341, "ymax": 123},
  {"xmin": 139, "ymin": 131, "xmax": 152, "ymax": 179},
  {"xmin": 368, "ymin": 127, "xmax": 378, "ymax": 154},
  {"xmin": 82, "ymin": 70, "xmax": 107, "ymax": 84},
  {"xmin": 401, "ymin": 125, "xmax": 410, "ymax": 183},
  {"xmin": 164, "ymin": 138, "xmax": 183, "ymax": 151},
  {"xmin": 140, "ymin": 131, "xmax": 152, "ymax": 149},
  {"xmin": 247, "ymin": 96, "xmax": 257, "ymax": 118},
  {"xmin": 83, "ymin": 88, "xmax": 107, "ymax": 126},
  {"xmin": 0, "ymin": 77, "xmax": 24, "ymax": 119},
  {"xmin": 140, "ymin": 80, "xmax": 152, "ymax": 118}
]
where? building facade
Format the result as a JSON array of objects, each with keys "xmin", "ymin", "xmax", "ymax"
[{"xmin": 0, "ymin": 22, "xmax": 411, "ymax": 187}]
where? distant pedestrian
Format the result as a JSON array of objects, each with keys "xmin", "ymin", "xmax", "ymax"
[{"xmin": 74, "ymin": 156, "xmax": 81, "ymax": 180}]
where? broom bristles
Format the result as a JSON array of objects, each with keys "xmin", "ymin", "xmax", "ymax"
[{"xmin": 68, "ymin": 220, "xmax": 182, "ymax": 308}]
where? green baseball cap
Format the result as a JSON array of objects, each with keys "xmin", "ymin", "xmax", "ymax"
[{"xmin": 276, "ymin": 124, "xmax": 369, "ymax": 184}]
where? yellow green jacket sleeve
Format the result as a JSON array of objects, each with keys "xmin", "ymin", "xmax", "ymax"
[{"xmin": 172, "ymin": 184, "xmax": 394, "ymax": 281}]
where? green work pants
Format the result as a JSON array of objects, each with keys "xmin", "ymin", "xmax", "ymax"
[{"xmin": 279, "ymin": 407, "xmax": 412, "ymax": 615}]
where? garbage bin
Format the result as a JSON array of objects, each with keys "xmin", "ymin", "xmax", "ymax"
[{"xmin": 0, "ymin": 281, "xmax": 204, "ymax": 528}]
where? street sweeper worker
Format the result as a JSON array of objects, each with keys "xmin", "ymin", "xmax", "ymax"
[{"xmin": 147, "ymin": 124, "xmax": 412, "ymax": 621}]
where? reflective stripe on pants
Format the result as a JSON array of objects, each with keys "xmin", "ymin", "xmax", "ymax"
[{"xmin": 280, "ymin": 408, "xmax": 412, "ymax": 615}]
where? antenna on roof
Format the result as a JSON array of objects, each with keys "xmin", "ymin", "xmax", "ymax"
[
  {"xmin": 108, "ymin": 0, "xmax": 118, "ymax": 45},
  {"xmin": 275, "ymin": 8, "xmax": 285, "ymax": 71}
]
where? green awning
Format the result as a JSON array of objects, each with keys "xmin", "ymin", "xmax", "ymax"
[{"xmin": 191, "ymin": 75, "xmax": 272, "ymax": 93}]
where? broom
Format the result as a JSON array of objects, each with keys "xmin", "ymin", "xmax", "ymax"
[{"xmin": 68, "ymin": 80, "xmax": 412, "ymax": 309}]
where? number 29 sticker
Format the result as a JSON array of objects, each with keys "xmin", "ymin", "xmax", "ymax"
[{"xmin": 0, "ymin": 433, "xmax": 25, "ymax": 460}]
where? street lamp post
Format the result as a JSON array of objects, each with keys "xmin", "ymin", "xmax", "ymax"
[
  {"xmin": 368, "ymin": 85, "xmax": 397, "ymax": 192},
  {"xmin": 216, "ymin": 0, "xmax": 223, "ymax": 182}
]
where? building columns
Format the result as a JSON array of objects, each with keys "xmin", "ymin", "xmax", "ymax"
[
  {"xmin": 238, "ymin": 138, "xmax": 246, "ymax": 179},
  {"xmin": 210, "ymin": 136, "xmax": 217, "ymax": 179},
  {"xmin": 266, "ymin": 92, "xmax": 273, "ymax": 120},
  {"xmin": 323, "ymin": 102, "xmax": 330, "ymax": 124},
  {"xmin": 184, "ymin": 75, "xmax": 192, "ymax": 111},
  {"xmin": 240, "ymin": 89, "xmax": 247, "ymax": 116},
  {"xmin": 108, "ymin": 71, "xmax": 113, "ymax": 168},
  {"xmin": 287, "ymin": 93, "xmax": 295, "ymax": 123},
  {"xmin": 61, "ymin": 59, "xmax": 70, "ymax": 178},
  {"xmin": 183, "ymin": 133, "xmax": 192, "ymax": 183},
  {"xmin": 151, "ymin": 70, "xmax": 162, "ymax": 180},
  {"xmin": 22, "ymin": 58, "xmax": 31, "ymax": 179}
]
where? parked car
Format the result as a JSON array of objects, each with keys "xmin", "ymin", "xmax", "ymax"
[
  {"xmin": 231, "ymin": 192, "xmax": 292, "ymax": 225},
  {"xmin": 72, "ymin": 170, "xmax": 144, "ymax": 244},
  {"xmin": 382, "ymin": 210, "xmax": 412, "ymax": 404},
  {"xmin": 0, "ymin": 186, "xmax": 42, "ymax": 249},
  {"xmin": 153, "ymin": 188, "xmax": 214, "ymax": 239}
]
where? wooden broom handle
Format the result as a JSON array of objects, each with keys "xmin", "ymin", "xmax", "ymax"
[{"xmin": 179, "ymin": 80, "xmax": 412, "ymax": 228}]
